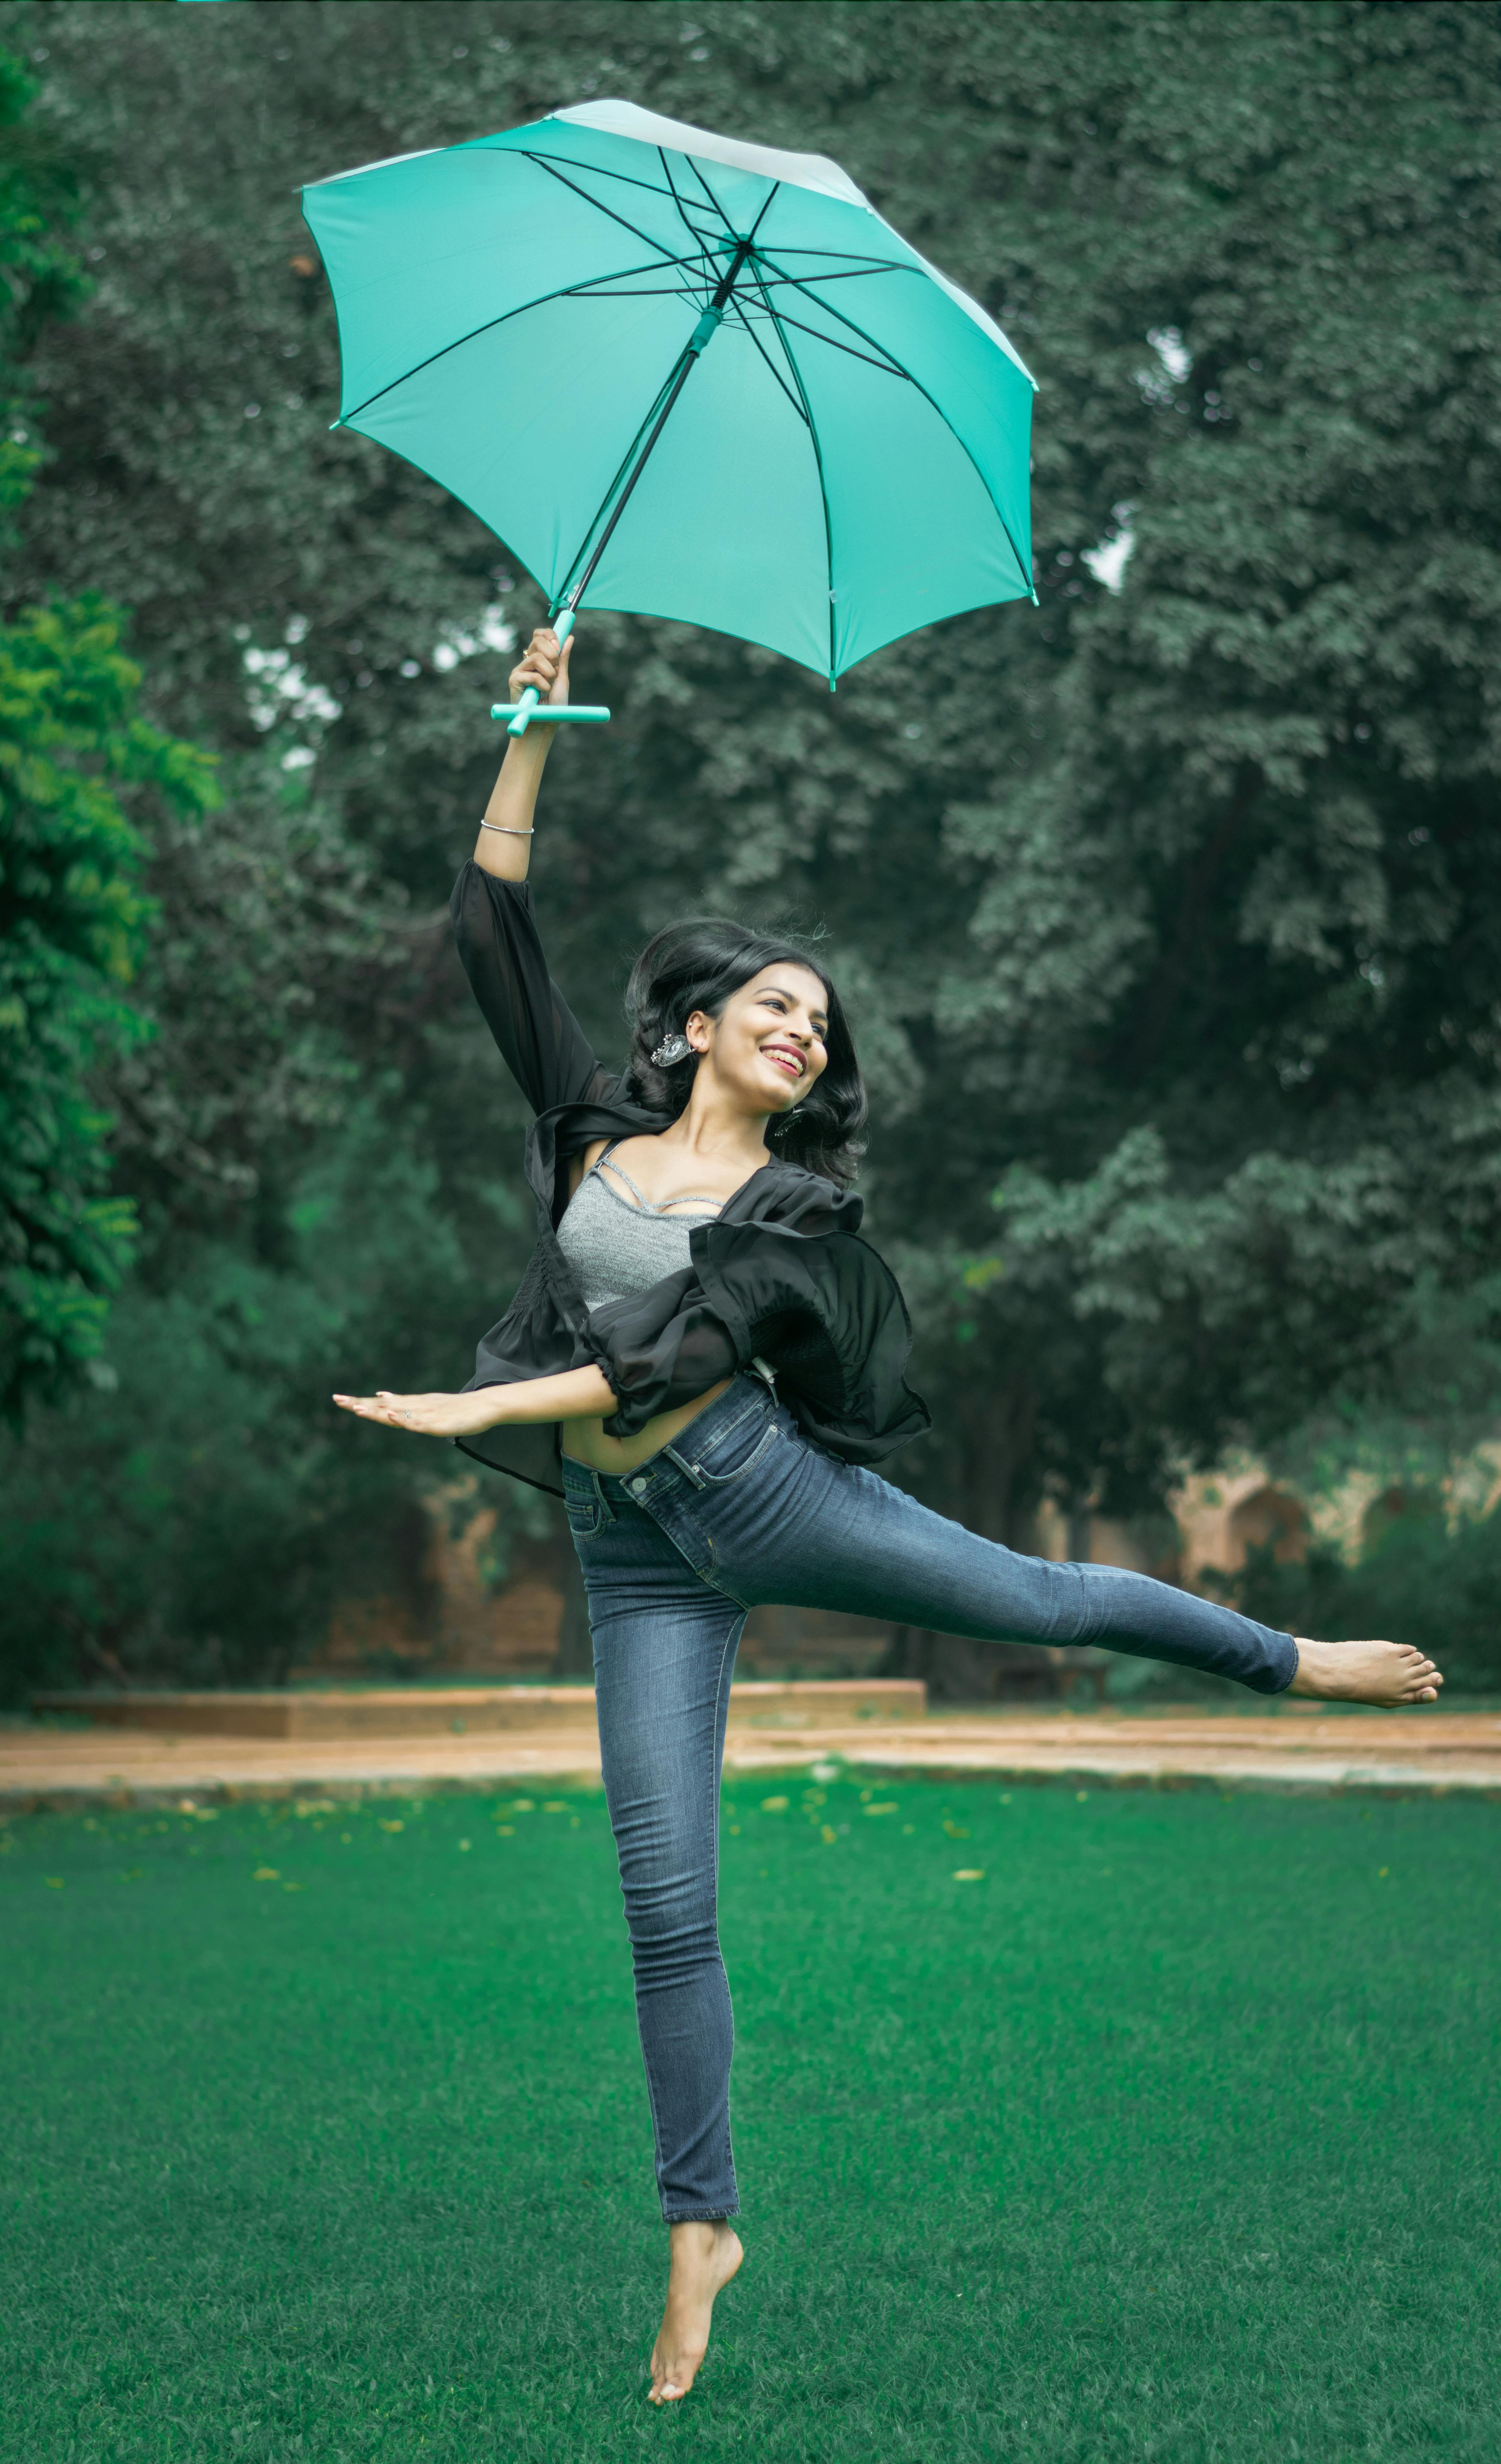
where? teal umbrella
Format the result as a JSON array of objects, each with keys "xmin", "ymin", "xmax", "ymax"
[{"xmin": 303, "ymin": 99, "xmax": 1036, "ymax": 735}]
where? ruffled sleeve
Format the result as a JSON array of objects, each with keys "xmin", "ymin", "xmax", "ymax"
[
  {"xmin": 580, "ymin": 1217, "xmax": 928, "ymax": 1464},
  {"xmin": 694, "ymin": 1221, "xmax": 930, "ymax": 1462}
]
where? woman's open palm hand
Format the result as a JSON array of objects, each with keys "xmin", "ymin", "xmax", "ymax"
[{"xmin": 332, "ymin": 1389, "xmax": 503, "ymax": 1437}]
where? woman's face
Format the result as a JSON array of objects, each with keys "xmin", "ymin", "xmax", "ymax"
[{"xmin": 687, "ymin": 963, "xmax": 830, "ymax": 1119}]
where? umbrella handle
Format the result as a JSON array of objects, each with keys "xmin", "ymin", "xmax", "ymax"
[
  {"xmin": 496, "ymin": 605, "xmax": 612, "ymax": 737},
  {"xmin": 493, "ymin": 700, "xmax": 611, "ymax": 733}
]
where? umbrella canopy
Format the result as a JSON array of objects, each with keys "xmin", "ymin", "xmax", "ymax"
[{"xmin": 303, "ymin": 99, "xmax": 1036, "ymax": 688}]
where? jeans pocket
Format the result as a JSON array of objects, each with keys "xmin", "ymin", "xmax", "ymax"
[
  {"xmin": 562, "ymin": 1486, "xmax": 603, "ymax": 1544},
  {"xmin": 686, "ymin": 1410, "xmax": 782, "ymax": 1488}
]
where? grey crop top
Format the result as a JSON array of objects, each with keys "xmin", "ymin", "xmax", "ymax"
[{"xmin": 557, "ymin": 1142, "xmax": 722, "ymax": 1311}]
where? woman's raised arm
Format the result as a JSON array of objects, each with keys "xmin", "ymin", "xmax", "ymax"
[{"xmin": 472, "ymin": 627, "xmax": 574, "ymax": 883}]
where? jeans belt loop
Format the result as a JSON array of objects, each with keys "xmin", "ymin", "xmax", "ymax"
[
  {"xmin": 591, "ymin": 1465, "xmax": 617, "ymax": 1524},
  {"xmin": 663, "ymin": 1443, "xmax": 707, "ymax": 1490}
]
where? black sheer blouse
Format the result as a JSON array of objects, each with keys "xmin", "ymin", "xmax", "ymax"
[{"xmin": 450, "ymin": 860, "xmax": 931, "ymax": 1494}]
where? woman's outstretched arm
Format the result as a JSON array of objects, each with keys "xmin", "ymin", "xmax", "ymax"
[
  {"xmin": 333, "ymin": 1364, "xmax": 615, "ymax": 1438},
  {"xmin": 452, "ymin": 623, "xmax": 611, "ymax": 1116},
  {"xmin": 473, "ymin": 627, "xmax": 573, "ymax": 884}
]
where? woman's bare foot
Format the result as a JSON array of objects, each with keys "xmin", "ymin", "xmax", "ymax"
[
  {"xmin": 1289, "ymin": 1637, "xmax": 1442, "ymax": 1705},
  {"xmin": 648, "ymin": 2219, "xmax": 743, "ymax": 2404}
]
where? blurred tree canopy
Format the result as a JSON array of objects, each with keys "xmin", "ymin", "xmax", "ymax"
[
  {"xmin": 0, "ymin": 50, "xmax": 216, "ymax": 1420},
  {"xmin": 1, "ymin": 0, "xmax": 1499, "ymax": 1692}
]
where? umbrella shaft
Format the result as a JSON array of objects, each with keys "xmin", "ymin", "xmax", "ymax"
[
  {"xmin": 562, "ymin": 238, "xmax": 754, "ymax": 618},
  {"xmin": 565, "ymin": 343, "xmax": 701, "ymax": 611}
]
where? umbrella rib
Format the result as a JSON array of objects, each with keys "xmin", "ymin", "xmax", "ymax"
[
  {"xmin": 661, "ymin": 148, "xmax": 732, "ymax": 253},
  {"xmin": 757, "ymin": 261, "xmax": 913, "ymax": 288},
  {"xmin": 520, "ymin": 143, "xmax": 716, "ymax": 214},
  {"xmin": 723, "ymin": 295, "xmax": 809, "ymax": 426},
  {"xmin": 683, "ymin": 152, "xmax": 741, "ymax": 241},
  {"xmin": 756, "ymin": 255, "xmax": 1034, "ymax": 596},
  {"xmin": 748, "ymin": 245, "xmax": 915, "ymax": 264},
  {"xmin": 337, "ymin": 257, "xmax": 699, "ymax": 425},
  {"xmin": 749, "ymin": 305, "xmax": 911, "ymax": 379},
  {"xmin": 525, "ymin": 152, "xmax": 698, "ymax": 266},
  {"xmin": 570, "ymin": 287, "xmax": 719, "ymax": 300},
  {"xmin": 744, "ymin": 257, "xmax": 837, "ymax": 681}
]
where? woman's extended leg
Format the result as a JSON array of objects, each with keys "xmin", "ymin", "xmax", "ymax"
[
  {"xmin": 647, "ymin": 1394, "xmax": 1439, "ymax": 1705},
  {"xmin": 564, "ymin": 1467, "xmax": 745, "ymax": 2401}
]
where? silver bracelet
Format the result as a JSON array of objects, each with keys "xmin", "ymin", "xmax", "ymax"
[{"xmin": 479, "ymin": 819, "xmax": 534, "ymax": 836}]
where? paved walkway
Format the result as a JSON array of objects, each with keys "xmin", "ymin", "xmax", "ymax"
[{"xmin": 5, "ymin": 1707, "xmax": 1498, "ymax": 1811}]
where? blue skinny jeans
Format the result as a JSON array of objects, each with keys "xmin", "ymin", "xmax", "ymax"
[{"xmin": 563, "ymin": 1374, "xmax": 1295, "ymax": 2223}]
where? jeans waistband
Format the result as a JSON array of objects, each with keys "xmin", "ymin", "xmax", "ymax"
[{"xmin": 561, "ymin": 1369, "xmax": 780, "ymax": 1512}]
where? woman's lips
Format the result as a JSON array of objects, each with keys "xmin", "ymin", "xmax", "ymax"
[{"xmin": 763, "ymin": 1044, "xmax": 805, "ymax": 1079}]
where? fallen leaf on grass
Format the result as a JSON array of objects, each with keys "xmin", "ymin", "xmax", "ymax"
[
  {"xmin": 378, "ymin": 1820, "xmax": 404, "ymax": 1834},
  {"xmin": 253, "ymin": 1868, "xmax": 280, "ymax": 1882},
  {"xmin": 943, "ymin": 1821, "xmax": 970, "ymax": 1839},
  {"xmin": 821, "ymin": 1826, "xmax": 837, "ymax": 1845},
  {"xmin": 495, "ymin": 1825, "xmax": 515, "ymax": 1837},
  {"xmin": 760, "ymin": 1796, "xmax": 789, "ymax": 1813},
  {"xmin": 44, "ymin": 1877, "xmax": 64, "ymax": 1889},
  {"xmin": 863, "ymin": 1803, "xmax": 898, "ymax": 1817},
  {"xmin": 952, "ymin": 1870, "xmax": 985, "ymax": 1883}
]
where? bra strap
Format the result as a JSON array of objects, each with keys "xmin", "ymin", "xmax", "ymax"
[
  {"xmin": 593, "ymin": 1145, "xmax": 656, "ymax": 1210},
  {"xmin": 594, "ymin": 1147, "xmax": 720, "ymax": 1215}
]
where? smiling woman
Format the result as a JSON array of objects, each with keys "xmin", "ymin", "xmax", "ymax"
[{"xmin": 331, "ymin": 624, "xmax": 1444, "ymax": 2409}]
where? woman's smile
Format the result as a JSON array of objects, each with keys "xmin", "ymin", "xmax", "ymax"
[{"xmin": 762, "ymin": 1039, "xmax": 807, "ymax": 1080}]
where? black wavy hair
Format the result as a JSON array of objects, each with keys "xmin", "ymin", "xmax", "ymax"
[{"xmin": 624, "ymin": 917, "xmax": 867, "ymax": 1186}]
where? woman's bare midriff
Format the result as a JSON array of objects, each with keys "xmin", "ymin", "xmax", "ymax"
[{"xmin": 560, "ymin": 1377, "xmax": 735, "ymax": 1476}]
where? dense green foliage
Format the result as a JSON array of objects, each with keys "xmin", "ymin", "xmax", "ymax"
[
  {"xmin": 4, "ymin": 1776, "xmax": 1498, "ymax": 2458},
  {"xmin": 0, "ymin": 52, "xmax": 216, "ymax": 1417},
  {"xmin": 0, "ymin": 596, "xmax": 217, "ymax": 1414},
  {"xmin": 2, "ymin": 2, "xmax": 1500, "ymax": 1688}
]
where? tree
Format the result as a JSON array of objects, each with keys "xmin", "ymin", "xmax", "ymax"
[
  {"xmin": 0, "ymin": 50, "xmax": 217, "ymax": 1416},
  {"xmin": 0, "ymin": 595, "xmax": 218, "ymax": 1413}
]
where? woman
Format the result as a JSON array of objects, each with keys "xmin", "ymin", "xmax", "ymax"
[{"xmin": 336, "ymin": 627, "xmax": 1442, "ymax": 2405}]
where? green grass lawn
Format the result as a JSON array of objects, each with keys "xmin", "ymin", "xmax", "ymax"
[{"xmin": 2, "ymin": 1776, "xmax": 1497, "ymax": 2464}]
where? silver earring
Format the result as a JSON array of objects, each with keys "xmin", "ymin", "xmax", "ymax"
[{"xmin": 650, "ymin": 1030, "xmax": 692, "ymax": 1068}]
